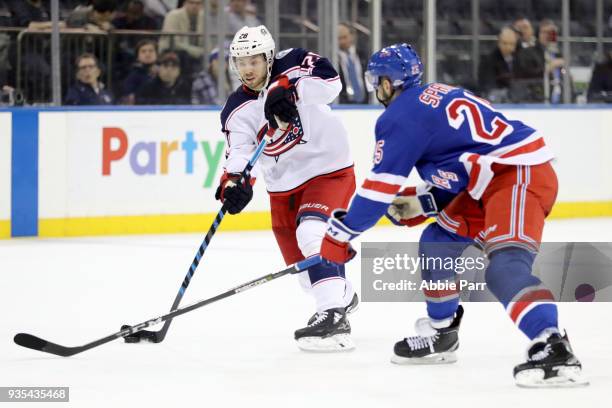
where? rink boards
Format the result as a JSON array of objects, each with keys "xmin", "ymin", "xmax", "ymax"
[{"xmin": 1, "ymin": 105, "xmax": 612, "ymax": 238}]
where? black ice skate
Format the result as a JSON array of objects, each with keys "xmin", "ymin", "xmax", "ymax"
[
  {"xmin": 513, "ymin": 331, "xmax": 588, "ymax": 388},
  {"xmin": 295, "ymin": 307, "xmax": 354, "ymax": 352},
  {"xmin": 307, "ymin": 292, "xmax": 359, "ymax": 325},
  {"xmin": 391, "ymin": 305, "xmax": 464, "ymax": 365}
]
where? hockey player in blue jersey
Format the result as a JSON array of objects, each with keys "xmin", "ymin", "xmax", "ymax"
[{"xmin": 319, "ymin": 43, "xmax": 586, "ymax": 387}]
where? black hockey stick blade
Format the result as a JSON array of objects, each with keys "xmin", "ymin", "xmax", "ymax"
[
  {"xmin": 121, "ymin": 325, "xmax": 160, "ymax": 343},
  {"xmin": 14, "ymin": 333, "xmax": 83, "ymax": 357}
]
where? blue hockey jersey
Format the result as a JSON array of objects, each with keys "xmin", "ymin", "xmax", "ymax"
[{"xmin": 343, "ymin": 83, "xmax": 554, "ymax": 232}]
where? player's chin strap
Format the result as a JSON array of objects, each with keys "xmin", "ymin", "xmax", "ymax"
[{"xmin": 375, "ymin": 85, "xmax": 397, "ymax": 107}]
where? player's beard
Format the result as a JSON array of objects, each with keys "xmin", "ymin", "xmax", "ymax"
[{"xmin": 376, "ymin": 87, "xmax": 395, "ymax": 108}]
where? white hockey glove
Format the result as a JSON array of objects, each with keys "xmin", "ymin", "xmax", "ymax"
[{"xmin": 385, "ymin": 184, "xmax": 439, "ymax": 227}]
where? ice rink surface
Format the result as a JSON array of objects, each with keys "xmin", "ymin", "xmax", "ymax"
[{"xmin": 1, "ymin": 218, "xmax": 611, "ymax": 407}]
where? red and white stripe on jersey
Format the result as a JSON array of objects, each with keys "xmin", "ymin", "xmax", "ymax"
[
  {"xmin": 506, "ymin": 285, "xmax": 556, "ymax": 327},
  {"xmin": 423, "ymin": 284, "xmax": 460, "ymax": 303},
  {"xmin": 356, "ymin": 172, "xmax": 406, "ymax": 203},
  {"xmin": 485, "ymin": 165, "xmax": 540, "ymax": 253},
  {"xmin": 459, "ymin": 132, "xmax": 554, "ymax": 200},
  {"xmin": 437, "ymin": 166, "xmax": 541, "ymax": 253},
  {"xmin": 436, "ymin": 210, "xmax": 461, "ymax": 235}
]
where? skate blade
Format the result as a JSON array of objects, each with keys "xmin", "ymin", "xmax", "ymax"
[
  {"xmin": 390, "ymin": 351, "xmax": 458, "ymax": 365},
  {"xmin": 346, "ymin": 297, "xmax": 359, "ymax": 315},
  {"xmin": 296, "ymin": 333, "xmax": 355, "ymax": 352},
  {"xmin": 346, "ymin": 302, "xmax": 359, "ymax": 316},
  {"xmin": 515, "ymin": 366, "xmax": 590, "ymax": 388}
]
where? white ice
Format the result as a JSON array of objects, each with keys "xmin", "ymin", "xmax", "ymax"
[{"xmin": 1, "ymin": 218, "xmax": 611, "ymax": 408}]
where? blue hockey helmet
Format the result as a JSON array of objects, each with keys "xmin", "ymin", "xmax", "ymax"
[{"xmin": 365, "ymin": 43, "xmax": 424, "ymax": 91}]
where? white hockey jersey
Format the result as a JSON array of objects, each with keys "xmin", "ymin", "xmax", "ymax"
[{"xmin": 220, "ymin": 48, "xmax": 353, "ymax": 194}]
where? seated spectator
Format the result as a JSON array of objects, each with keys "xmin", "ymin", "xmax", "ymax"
[
  {"xmin": 142, "ymin": 0, "xmax": 179, "ymax": 26},
  {"xmin": 478, "ymin": 26, "xmax": 518, "ymax": 100},
  {"xmin": 226, "ymin": 0, "xmax": 261, "ymax": 33},
  {"xmin": 337, "ymin": 22, "xmax": 367, "ymax": 104},
  {"xmin": 136, "ymin": 50, "xmax": 191, "ymax": 105},
  {"xmin": 65, "ymin": 53, "xmax": 114, "ymax": 105},
  {"xmin": 512, "ymin": 17, "xmax": 536, "ymax": 50},
  {"xmin": 192, "ymin": 47, "xmax": 232, "ymax": 105},
  {"xmin": 7, "ymin": 0, "xmax": 66, "ymax": 102},
  {"xmin": 159, "ymin": 0, "xmax": 204, "ymax": 74},
  {"xmin": 206, "ymin": 0, "xmax": 260, "ymax": 39},
  {"xmin": 120, "ymin": 39, "xmax": 159, "ymax": 104},
  {"xmin": 10, "ymin": 0, "xmax": 67, "ymax": 30},
  {"xmin": 112, "ymin": 0, "xmax": 158, "ymax": 30},
  {"xmin": 588, "ymin": 50, "xmax": 612, "ymax": 103},
  {"xmin": 515, "ymin": 19, "xmax": 568, "ymax": 103},
  {"xmin": 67, "ymin": 0, "xmax": 117, "ymax": 32}
]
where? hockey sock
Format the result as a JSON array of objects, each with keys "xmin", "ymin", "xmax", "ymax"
[
  {"xmin": 309, "ymin": 263, "xmax": 346, "ymax": 311},
  {"xmin": 420, "ymin": 223, "xmax": 473, "ymax": 321},
  {"xmin": 342, "ymin": 271, "xmax": 355, "ymax": 306},
  {"xmin": 296, "ymin": 217, "xmax": 354, "ymax": 309},
  {"xmin": 487, "ymin": 247, "xmax": 558, "ymax": 339}
]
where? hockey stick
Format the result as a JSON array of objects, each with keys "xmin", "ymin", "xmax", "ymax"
[
  {"xmin": 14, "ymin": 256, "xmax": 321, "ymax": 357},
  {"xmin": 123, "ymin": 126, "xmax": 280, "ymax": 344}
]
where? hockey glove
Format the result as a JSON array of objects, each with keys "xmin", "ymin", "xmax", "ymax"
[
  {"xmin": 320, "ymin": 209, "xmax": 360, "ymax": 265},
  {"xmin": 385, "ymin": 184, "xmax": 439, "ymax": 227},
  {"xmin": 264, "ymin": 75, "xmax": 298, "ymax": 129},
  {"xmin": 215, "ymin": 172, "xmax": 253, "ymax": 215}
]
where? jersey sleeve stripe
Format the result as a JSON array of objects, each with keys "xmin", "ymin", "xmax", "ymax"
[
  {"xmin": 500, "ymin": 137, "xmax": 546, "ymax": 158},
  {"xmin": 356, "ymin": 187, "xmax": 396, "ymax": 203},
  {"xmin": 361, "ymin": 179, "xmax": 402, "ymax": 195},
  {"xmin": 367, "ymin": 172, "xmax": 407, "ymax": 185}
]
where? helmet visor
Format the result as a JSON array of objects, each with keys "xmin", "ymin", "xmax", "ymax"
[{"xmin": 364, "ymin": 71, "xmax": 379, "ymax": 92}]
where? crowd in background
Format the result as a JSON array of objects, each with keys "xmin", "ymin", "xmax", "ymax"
[
  {"xmin": 0, "ymin": 0, "xmax": 611, "ymax": 105},
  {"xmin": 0, "ymin": 0, "xmax": 257, "ymax": 105},
  {"xmin": 477, "ymin": 17, "xmax": 612, "ymax": 103}
]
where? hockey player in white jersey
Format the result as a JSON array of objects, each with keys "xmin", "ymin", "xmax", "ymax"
[{"xmin": 215, "ymin": 25, "xmax": 358, "ymax": 351}]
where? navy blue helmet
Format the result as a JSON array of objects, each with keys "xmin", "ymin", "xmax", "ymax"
[{"xmin": 365, "ymin": 43, "xmax": 424, "ymax": 91}]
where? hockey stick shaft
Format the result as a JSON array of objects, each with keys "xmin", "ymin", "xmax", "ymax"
[
  {"xmin": 150, "ymin": 127, "xmax": 278, "ymax": 342},
  {"xmin": 14, "ymin": 256, "xmax": 321, "ymax": 357}
]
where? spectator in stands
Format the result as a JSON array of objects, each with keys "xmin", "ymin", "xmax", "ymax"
[
  {"xmin": 67, "ymin": 0, "xmax": 117, "ymax": 32},
  {"xmin": 7, "ymin": 0, "xmax": 66, "ymax": 102},
  {"xmin": 10, "ymin": 0, "xmax": 66, "ymax": 30},
  {"xmin": 226, "ymin": 0, "xmax": 260, "ymax": 33},
  {"xmin": 65, "ymin": 53, "xmax": 114, "ymax": 105},
  {"xmin": 112, "ymin": 0, "xmax": 158, "ymax": 30},
  {"xmin": 120, "ymin": 39, "xmax": 159, "ymax": 104},
  {"xmin": 478, "ymin": 26, "xmax": 518, "ymax": 101},
  {"xmin": 143, "ymin": 0, "xmax": 179, "ymax": 26},
  {"xmin": 136, "ymin": 50, "xmax": 191, "ymax": 105},
  {"xmin": 514, "ymin": 19, "xmax": 567, "ymax": 103},
  {"xmin": 337, "ymin": 22, "xmax": 367, "ymax": 104},
  {"xmin": 159, "ymin": 0, "xmax": 205, "ymax": 61},
  {"xmin": 512, "ymin": 17, "xmax": 536, "ymax": 50},
  {"xmin": 588, "ymin": 50, "xmax": 612, "ymax": 103},
  {"xmin": 192, "ymin": 47, "xmax": 232, "ymax": 105}
]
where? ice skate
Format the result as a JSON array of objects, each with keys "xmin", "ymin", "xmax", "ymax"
[
  {"xmin": 514, "ymin": 331, "xmax": 588, "ymax": 388},
  {"xmin": 295, "ymin": 307, "xmax": 355, "ymax": 352},
  {"xmin": 392, "ymin": 305, "xmax": 463, "ymax": 364}
]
